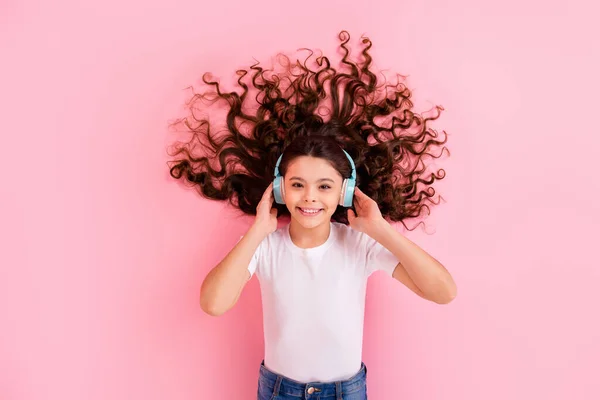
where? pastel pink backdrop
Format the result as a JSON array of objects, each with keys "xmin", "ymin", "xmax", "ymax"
[{"xmin": 1, "ymin": 0, "xmax": 598, "ymax": 399}]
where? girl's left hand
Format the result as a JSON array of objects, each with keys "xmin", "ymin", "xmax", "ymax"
[{"xmin": 347, "ymin": 187, "xmax": 384, "ymax": 234}]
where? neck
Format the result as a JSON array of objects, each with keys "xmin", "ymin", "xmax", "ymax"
[{"xmin": 288, "ymin": 219, "xmax": 331, "ymax": 249}]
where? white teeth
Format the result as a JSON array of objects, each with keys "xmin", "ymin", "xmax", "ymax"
[{"xmin": 300, "ymin": 208, "xmax": 320, "ymax": 214}]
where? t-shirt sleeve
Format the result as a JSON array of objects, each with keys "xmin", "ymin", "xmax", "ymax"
[
  {"xmin": 238, "ymin": 235, "xmax": 263, "ymax": 279},
  {"xmin": 364, "ymin": 235, "xmax": 399, "ymax": 277}
]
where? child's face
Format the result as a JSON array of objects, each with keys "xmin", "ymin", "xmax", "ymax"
[{"xmin": 283, "ymin": 156, "xmax": 343, "ymax": 229}]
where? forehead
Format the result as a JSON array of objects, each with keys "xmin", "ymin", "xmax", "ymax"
[{"xmin": 285, "ymin": 156, "xmax": 342, "ymax": 179}]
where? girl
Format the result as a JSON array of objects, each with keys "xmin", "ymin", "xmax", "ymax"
[{"xmin": 168, "ymin": 31, "xmax": 457, "ymax": 399}]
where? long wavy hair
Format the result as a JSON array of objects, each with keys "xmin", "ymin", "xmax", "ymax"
[{"xmin": 167, "ymin": 31, "xmax": 449, "ymax": 229}]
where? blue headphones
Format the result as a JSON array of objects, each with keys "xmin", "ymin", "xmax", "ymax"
[{"xmin": 272, "ymin": 150, "xmax": 356, "ymax": 207}]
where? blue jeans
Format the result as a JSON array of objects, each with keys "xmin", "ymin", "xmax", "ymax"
[{"xmin": 257, "ymin": 360, "xmax": 368, "ymax": 399}]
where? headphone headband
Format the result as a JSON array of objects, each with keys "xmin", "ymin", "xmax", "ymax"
[{"xmin": 274, "ymin": 150, "xmax": 355, "ymax": 179}]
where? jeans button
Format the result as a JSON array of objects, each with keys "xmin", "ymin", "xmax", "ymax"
[{"xmin": 307, "ymin": 387, "xmax": 315, "ymax": 394}]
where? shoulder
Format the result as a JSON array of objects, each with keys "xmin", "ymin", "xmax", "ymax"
[
  {"xmin": 257, "ymin": 223, "xmax": 289, "ymax": 251},
  {"xmin": 331, "ymin": 222, "xmax": 373, "ymax": 252}
]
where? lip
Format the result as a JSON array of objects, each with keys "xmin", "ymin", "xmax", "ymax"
[{"xmin": 297, "ymin": 207, "xmax": 324, "ymax": 217}]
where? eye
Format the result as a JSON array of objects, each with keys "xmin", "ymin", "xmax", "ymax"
[
  {"xmin": 291, "ymin": 183, "xmax": 303, "ymax": 188},
  {"xmin": 320, "ymin": 185, "xmax": 331, "ymax": 190}
]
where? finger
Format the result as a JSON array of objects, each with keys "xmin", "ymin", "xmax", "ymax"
[
  {"xmin": 268, "ymin": 184, "xmax": 274, "ymax": 199},
  {"xmin": 355, "ymin": 188, "xmax": 374, "ymax": 206},
  {"xmin": 348, "ymin": 209, "xmax": 356, "ymax": 222},
  {"xmin": 354, "ymin": 188, "xmax": 367, "ymax": 203},
  {"xmin": 353, "ymin": 195, "xmax": 365, "ymax": 208},
  {"xmin": 262, "ymin": 183, "xmax": 274, "ymax": 201}
]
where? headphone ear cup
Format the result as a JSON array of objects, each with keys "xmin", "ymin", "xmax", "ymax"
[
  {"xmin": 342, "ymin": 178, "xmax": 356, "ymax": 207},
  {"xmin": 339, "ymin": 179, "xmax": 348, "ymax": 206},
  {"xmin": 273, "ymin": 177, "xmax": 285, "ymax": 204}
]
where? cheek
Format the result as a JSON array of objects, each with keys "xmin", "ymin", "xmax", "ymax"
[
  {"xmin": 324, "ymin": 190, "xmax": 341, "ymax": 207},
  {"xmin": 284, "ymin": 189, "xmax": 300, "ymax": 203}
]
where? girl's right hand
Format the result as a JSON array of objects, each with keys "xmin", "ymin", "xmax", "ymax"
[{"xmin": 253, "ymin": 182, "xmax": 278, "ymax": 235}]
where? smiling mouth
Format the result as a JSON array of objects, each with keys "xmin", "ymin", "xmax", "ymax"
[{"xmin": 297, "ymin": 207, "xmax": 324, "ymax": 216}]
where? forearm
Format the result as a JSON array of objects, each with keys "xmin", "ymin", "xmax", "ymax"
[
  {"xmin": 200, "ymin": 223, "xmax": 267, "ymax": 315},
  {"xmin": 368, "ymin": 219, "xmax": 457, "ymax": 304}
]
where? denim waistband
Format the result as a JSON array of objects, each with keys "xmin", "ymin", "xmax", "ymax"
[{"xmin": 258, "ymin": 361, "xmax": 367, "ymax": 398}]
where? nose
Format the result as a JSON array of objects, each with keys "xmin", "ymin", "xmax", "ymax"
[{"xmin": 303, "ymin": 187, "xmax": 317, "ymax": 203}]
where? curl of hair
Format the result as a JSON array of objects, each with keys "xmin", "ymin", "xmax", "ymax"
[{"xmin": 167, "ymin": 31, "xmax": 449, "ymax": 230}]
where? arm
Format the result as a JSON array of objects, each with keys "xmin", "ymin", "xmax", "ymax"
[
  {"xmin": 348, "ymin": 187, "xmax": 457, "ymax": 304},
  {"xmin": 367, "ymin": 219, "xmax": 456, "ymax": 304},
  {"xmin": 200, "ymin": 224, "xmax": 267, "ymax": 316},
  {"xmin": 200, "ymin": 183, "xmax": 278, "ymax": 316}
]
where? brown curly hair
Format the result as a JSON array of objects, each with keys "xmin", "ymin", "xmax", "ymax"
[{"xmin": 167, "ymin": 31, "xmax": 449, "ymax": 229}]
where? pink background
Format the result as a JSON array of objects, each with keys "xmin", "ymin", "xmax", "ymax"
[{"xmin": 1, "ymin": 0, "xmax": 599, "ymax": 399}]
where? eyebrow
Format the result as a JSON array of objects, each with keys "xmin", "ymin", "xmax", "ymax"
[{"xmin": 289, "ymin": 177, "xmax": 335, "ymax": 183}]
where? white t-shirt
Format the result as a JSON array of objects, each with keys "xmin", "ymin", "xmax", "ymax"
[{"xmin": 247, "ymin": 221, "xmax": 399, "ymax": 383}]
